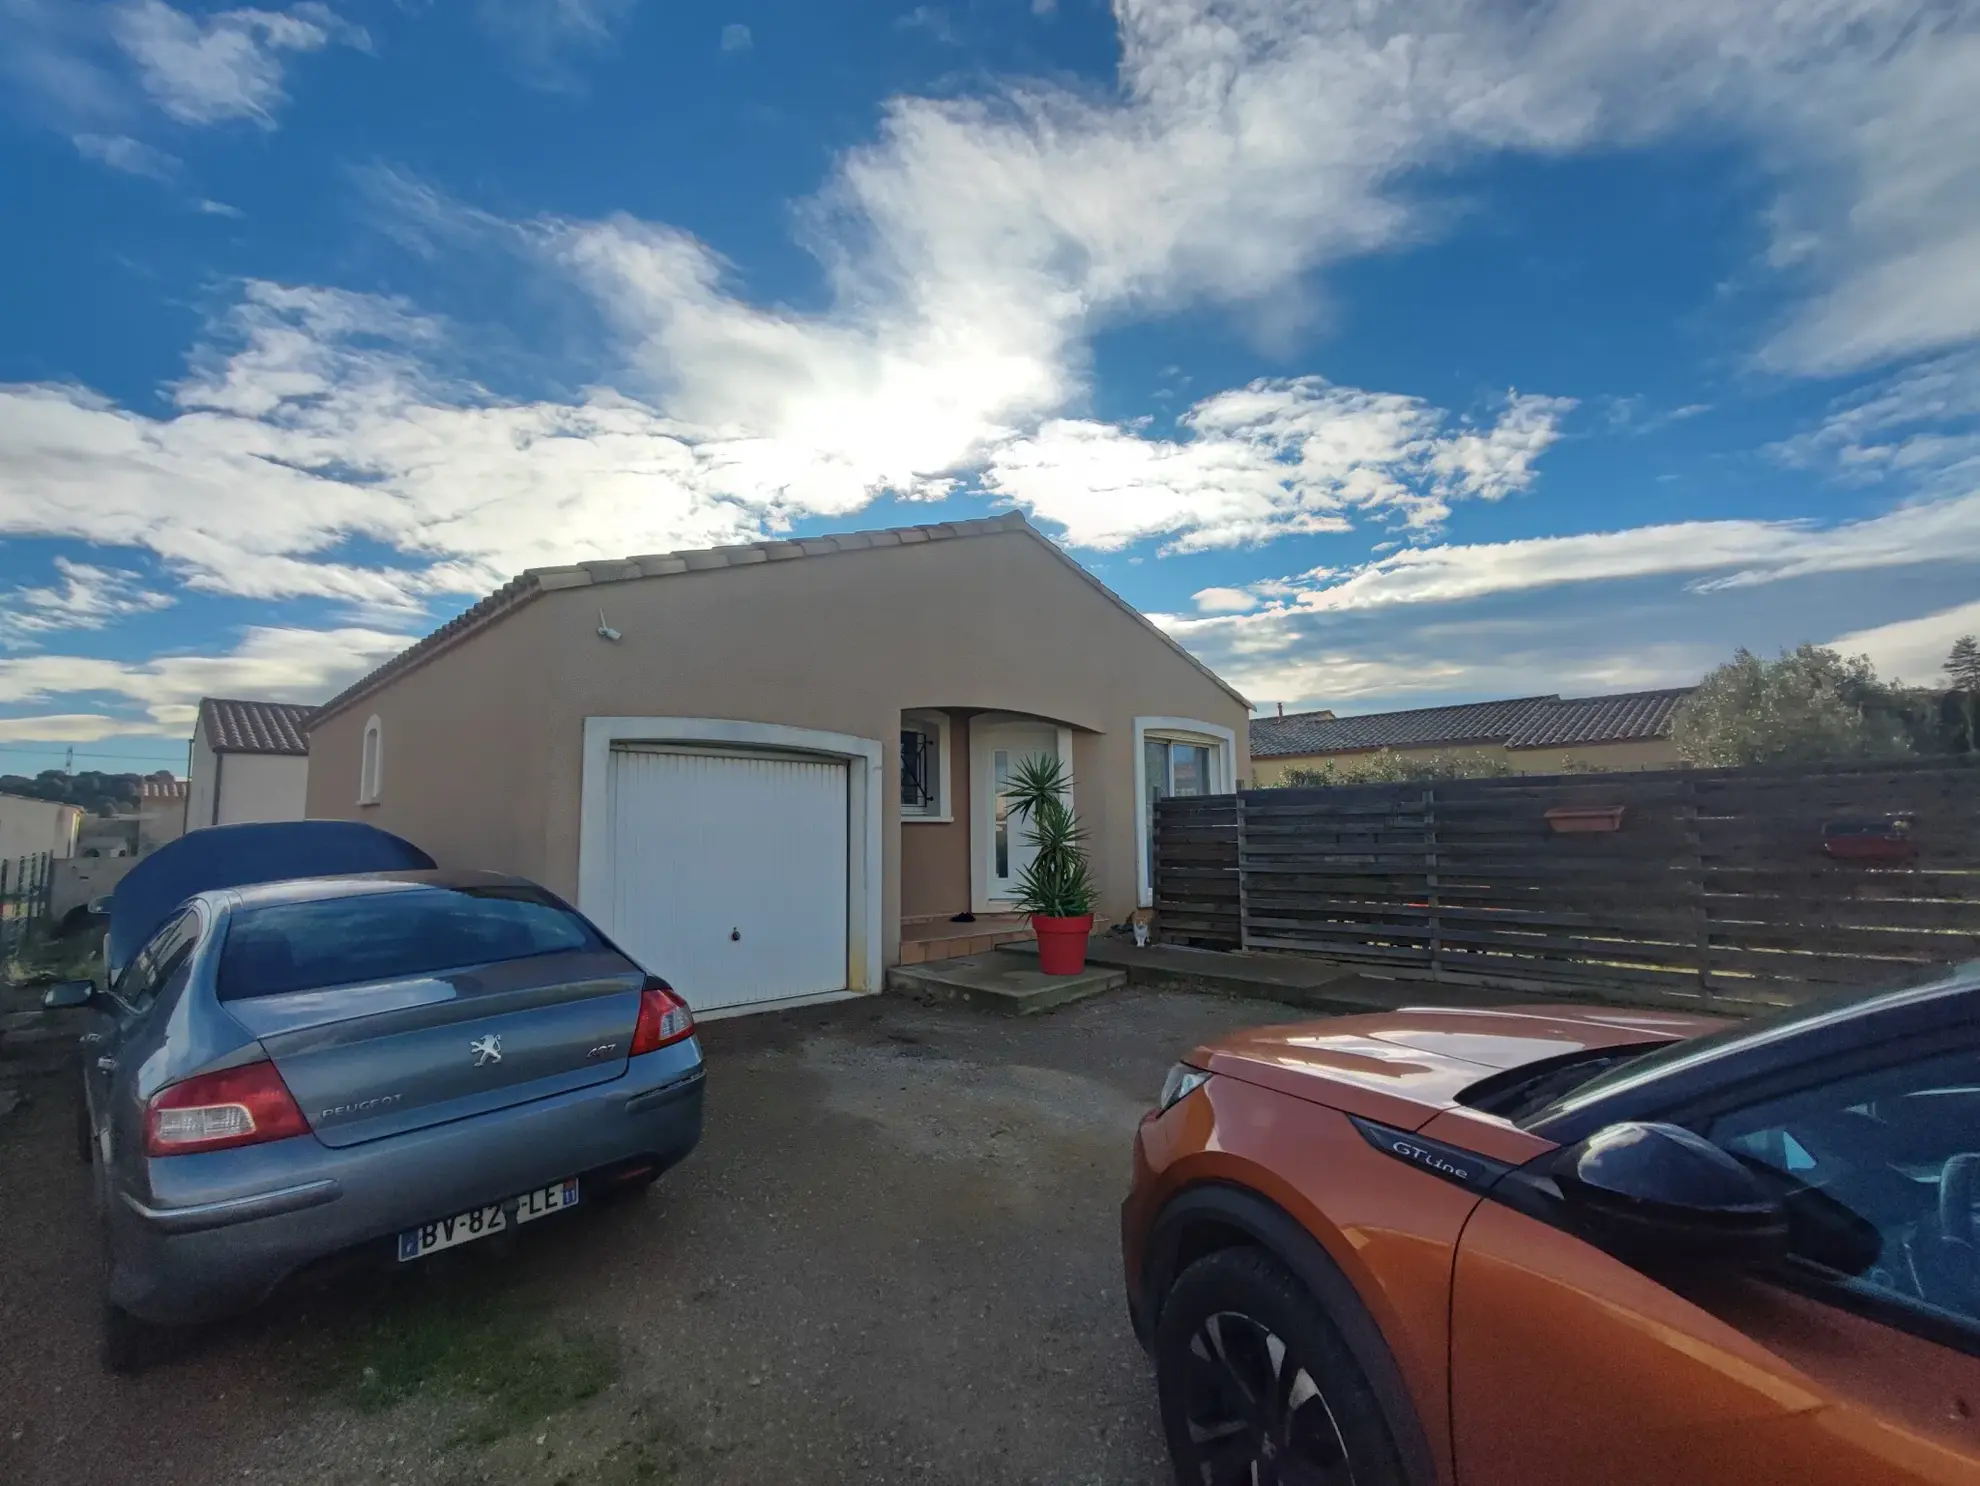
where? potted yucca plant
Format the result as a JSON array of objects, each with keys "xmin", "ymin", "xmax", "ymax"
[{"xmin": 1005, "ymin": 754, "xmax": 1098, "ymax": 974}]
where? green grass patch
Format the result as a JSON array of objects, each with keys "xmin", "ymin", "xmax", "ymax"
[{"xmin": 329, "ymin": 1291, "xmax": 620, "ymax": 1448}]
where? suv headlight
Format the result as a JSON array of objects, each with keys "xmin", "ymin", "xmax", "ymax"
[{"xmin": 1158, "ymin": 1063, "xmax": 1211, "ymax": 1113}]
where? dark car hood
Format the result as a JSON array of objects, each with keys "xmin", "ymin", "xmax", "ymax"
[
  {"xmin": 1196, "ymin": 1005, "xmax": 1725, "ymax": 1130},
  {"xmin": 107, "ymin": 821, "xmax": 434, "ymax": 982}
]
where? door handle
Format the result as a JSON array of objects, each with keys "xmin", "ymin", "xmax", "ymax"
[{"xmin": 95, "ymin": 1056, "xmax": 117, "ymax": 1073}]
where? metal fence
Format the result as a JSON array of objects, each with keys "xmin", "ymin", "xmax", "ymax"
[
  {"xmin": 1153, "ymin": 757, "xmax": 1980, "ymax": 1010},
  {"xmin": 0, "ymin": 851, "xmax": 55, "ymax": 961}
]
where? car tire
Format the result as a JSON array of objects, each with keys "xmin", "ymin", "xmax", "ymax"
[
  {"xmin": 100, "ymin": 1302, "xmax": 169, "ymax": 1375},
  {"xmin": 1155, "ymin": 1246, "xmax": 1408, "ymax": 1486}
]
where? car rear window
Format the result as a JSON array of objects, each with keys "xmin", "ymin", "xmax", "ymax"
[{"xmin": 217, "ymin": 886, "xmax": 603, "ymax": 1001}]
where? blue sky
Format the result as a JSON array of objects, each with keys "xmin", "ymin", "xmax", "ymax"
[{"xmin": 2, "ymin": 0, "xmax": 1977, "ymax": 778}]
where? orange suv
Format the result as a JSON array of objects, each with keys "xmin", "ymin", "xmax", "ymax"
[{"xmin": 1122, "ymin": 966, "xmax": 1980, "ymax": 1485}]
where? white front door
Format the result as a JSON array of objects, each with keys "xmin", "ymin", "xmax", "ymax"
[
  {"xmin": 606, "ymin": 745, "xmax": 849, "ymax": 1014},
  {"xmin": 972, "ymin": 721, "xmax": 1065, "ymax": 907}
]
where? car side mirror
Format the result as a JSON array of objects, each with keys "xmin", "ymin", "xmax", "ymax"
[
  {"xmin": 41, "ymin": 980, "xmax": 98, "ymax": 1011},
  {"xmin": 1555, "ymin": 1121, "xmax": 1788, "ymax": 1266}
]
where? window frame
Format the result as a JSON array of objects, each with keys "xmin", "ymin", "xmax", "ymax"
[
  {"xmin": 358, "ymin": 713, "xmax": 383, "ymax": 806},
  {"xmin": 113, "ymin": 908, "xmax": 201, "ymax": 1018},
  {"xmin": 1132, "ymin": 717, "xmax": 1236, "ymax": 908},
  {"xmin": 1690, "ymin": 1030, "xmax": 1980, "ymax": 1358},
  {"xmin": 899, "ymin": 710, "xmax": 952, "ymax": 823},
  {"xmin": 1532, "ymin": 988, "xmax": 1980, "ymax": 1360}
]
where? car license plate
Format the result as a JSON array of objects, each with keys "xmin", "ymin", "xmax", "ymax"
[{"xmin": 396, "ymin": 1178, "xmax": 580, "ymax": 1262}]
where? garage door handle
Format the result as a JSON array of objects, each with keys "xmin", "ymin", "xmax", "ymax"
[{"xmin": 730, "ymin": 928, "xmax": 741, "ymax": 942}]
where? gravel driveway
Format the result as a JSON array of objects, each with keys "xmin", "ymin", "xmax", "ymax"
[{"xmin": 0, "ymin": 986, "xmax": 1304, "ymax": 1486}]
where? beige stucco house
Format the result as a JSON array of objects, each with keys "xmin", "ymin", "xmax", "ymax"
[
  {"xmin": 187, "ymin": 698, "xmax": 313, "ymax": 828},
  {"xmin": 1249, "ymin": 689, "xmax": 1692, "ymax": 784},
  {"xmin": 305, "ymin": 514, "xmax": 1249, "ymax": 1018}
]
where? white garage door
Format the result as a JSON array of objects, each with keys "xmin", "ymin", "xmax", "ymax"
[{"xmin": 607, "ymin": 745, "xmax": 849, "ymax": 1014}]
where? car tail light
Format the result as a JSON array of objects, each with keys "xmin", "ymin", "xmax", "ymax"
[
  {"xmin": 145, "ymin": 1060, "xmax": 311, "ymax": 1156},
  {"xmin": 629, "ymin": 977, "xmax": 695, "ymax": 1056}
]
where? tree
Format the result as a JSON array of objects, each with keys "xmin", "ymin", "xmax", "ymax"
[
  {"xmin": 1671, "ymin": 645, "xmax": 1915, "ymax": 768},
  {"xmin": 1948, "ymin": 635, "xmax": 1980, "ymax": 694},
  {"xmin": 1276, "ymin": 749, "xmax": 1515, "ymax": 787}
]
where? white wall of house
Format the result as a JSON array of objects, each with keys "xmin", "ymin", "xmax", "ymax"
[
  {"xmin": 0, "ymin": 795, "xmax": 81, "ymax": 862},
  {"xmin": 185, "ymin": 727, "xmax": 309, "ymax": 828}
]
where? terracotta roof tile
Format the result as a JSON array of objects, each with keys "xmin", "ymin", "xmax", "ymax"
[
  {"xmin": 198, "ymin": 698, "xmax": 313, "ymax": 755},
  {"xmin": 1251, "ymin": 696, "xmax": 1556, "ymax": 757},
  {"xmin": 1252, "ymin": 688, "xmax": 1693, "ymax": 759},
  {"xmin": 1504, "ymin": 688, "xmax": 1693, "ymax": 749}
]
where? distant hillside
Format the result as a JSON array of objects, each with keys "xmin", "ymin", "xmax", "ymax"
[{"xmin": 0, "ymin": 769, "xmax": 179, "ymax": 818}]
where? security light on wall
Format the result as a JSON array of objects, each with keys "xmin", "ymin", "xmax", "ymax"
[{"xmin": 597, "ymin": 610, "xmax": 622, "ymax": 642}]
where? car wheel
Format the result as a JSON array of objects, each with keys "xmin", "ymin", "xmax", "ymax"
[
  {"xmin": 100, "ymin": 1302, "xmax": 168, "ymax": 1374},
  {"xmin": 1155, "ymin": 1247, "xmax": 1407, "ymax": 1486}
]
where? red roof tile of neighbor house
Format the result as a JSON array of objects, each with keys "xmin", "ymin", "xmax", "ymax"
[
  {"xmin": 1250, "ymin": 688, "xmax": 1693, "ymax": 759},
  {"xmin": 138, "ymin": 778, "xmax": 188, "ymax": 800},
  {"xmin": 309, "ymin": 512, "xmax": 1249, "ymax": 726},
  {"xmin": 198, "ymin": 698, "xmax": 314, "ymax": 755}
]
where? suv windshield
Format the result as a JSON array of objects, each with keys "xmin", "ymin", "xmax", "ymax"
[
  {"xmin": 217, "ymin": 885, "xmax": 602, "ymax": 1001},
  {"xmin": 1520, "ymin": 963, "xmax": 1978, "ymax": 1128}
]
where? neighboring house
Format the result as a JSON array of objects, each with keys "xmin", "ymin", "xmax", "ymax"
[
  {"xmin": 76, "ymin": 814, "xmax": 139, "ymax": 858},
  {"xmin": 0, "ymin": 791, "xmax": 82, "ymax": 863},
  {"xmin": 137, "ymin": 776, "xmax": 188, "ymax": 852},
  {"xmin": 186, "ymin": 698, "xmax": 313, "ymax": 828},
  {"xmin": 1250, "ymin": 688, "xmax": 1694, "ymax": 783},
  {"xmin": 305, "ymin": 513, "xmax": 1249, "ymax": 1018}
]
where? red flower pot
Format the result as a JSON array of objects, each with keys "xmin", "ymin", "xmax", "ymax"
[{"xmin": 1032, "ymin": 913, "xmax": 1094, "ymax": 975}]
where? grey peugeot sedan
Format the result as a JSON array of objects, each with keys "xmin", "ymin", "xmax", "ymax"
[{"xmin": 45, "ymin": 865, "xmax": 704, "ymax": 1369}]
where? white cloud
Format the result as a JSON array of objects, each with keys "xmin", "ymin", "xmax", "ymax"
[
  {"xmin": 1195, "ymin": 490, "xmax": 1980, "ymax": 618},
  {"xmin": 1828, "ymin": 599, "xmax": 1980, "ymax": 688},
  {"xmin": 111, "ymin": 1, "xmax": 365, "ymax": 128},
  {"xmin": 0, "ymin": 715, "xmax": 164, "ymax": 744},
  {"xmin": 72, "ymin": 131, "xmax": 178, "ymax": 180},
  {"xmin": 895, "ymin": 8, "xmax": 956, "ymax": 44},
  {"xmin": 0, "ymin": 558, "xmax": 174, "ymax": 649},
  {"xmin": 474, "ymin": 0, "xmax": 637, "ymax": 85},
  {"xmin": 0, "ymin": 282, "xmax": 799, "ymax": 607},
  {"xmin": 1193, "ymin": 587, "xmax": 1260, "ymax": 614},
  {"xmin": 1773, "ymin": 350, "xmax": 1980, "ymax": 489},
  {"xmin": 720, "ymin": 21, "xmax": 751, "ymax": 52},
  {"xmin": 983, "ymin": 380, "xmax": 1573, "ymax": 552},
  {"xmin": 0, "ymin": 624, "xmax": 414, "ymax": 733},
  {"xmin": 9, "ymin": 0, "xmax": 1980, "ymax": 648}
]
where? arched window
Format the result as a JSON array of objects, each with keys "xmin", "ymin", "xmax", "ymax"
[{"xmin": 358, "ymin": 715, "xmax": 383, "ymax": 804}]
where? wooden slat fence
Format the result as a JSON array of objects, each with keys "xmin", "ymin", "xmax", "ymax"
[{"xmin": 1153, "ymin": 758, "xmax": 1980, "ymax": 1009}]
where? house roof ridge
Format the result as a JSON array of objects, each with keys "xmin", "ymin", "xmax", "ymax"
[{"xmin": 308, "ymin": 510, "xmax": 1241, "ymax": 727}]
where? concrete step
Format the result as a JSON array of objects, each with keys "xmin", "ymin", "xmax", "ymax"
[
  {"xmin": 887, "ymin": 954, "xmax": 1126, "ymax": 1017},
  {"xmin": 995, "ymin": 939, "xmax": 1516, "ymax": 1015}
]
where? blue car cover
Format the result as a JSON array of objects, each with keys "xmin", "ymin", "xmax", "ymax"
[{"xmin": 106, "ymin": 820, "xmax": 436, "ymax": 983}]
